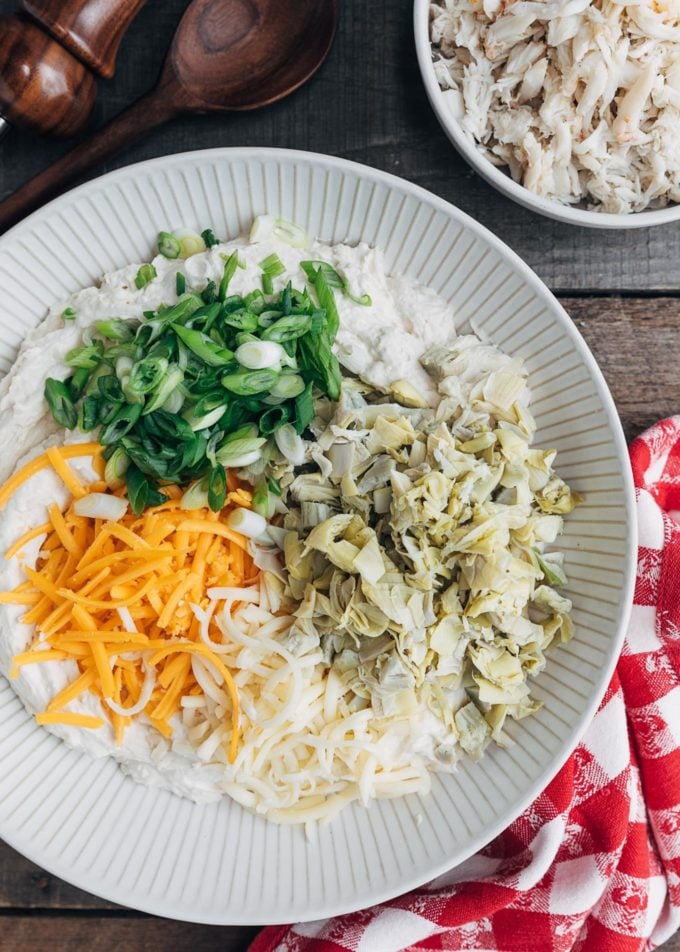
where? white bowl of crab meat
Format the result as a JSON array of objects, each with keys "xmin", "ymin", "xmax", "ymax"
[
  {"xmin": 415, "ymin": 0, "xmax": 680, "ymax": 228},
  {"xmin": 0, "ymin": 217, "xmax": 458, "ymax": 804}
]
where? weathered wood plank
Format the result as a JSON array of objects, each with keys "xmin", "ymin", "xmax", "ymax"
[
  {"xmin": 560, "ymin": 296, "xmax": 680, "ymax": 441},
  {"xmin": 0, "ymin": 0, "xmax": 679, "ymax": 292},
  {"xmin": 0, "ymin": 913, "xmax": 676, "ymax": 951},
  {"xmin": 0, "ymin": 841, "xmax": 118, "ymax": 910},
  {"xmin": 0, "ymin": 915, "xmax": 259, "ymax": 950}
]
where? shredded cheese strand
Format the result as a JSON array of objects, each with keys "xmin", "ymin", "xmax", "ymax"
[{"xmin": 3, "ymin": 464, "xmax": 254, "ymax": 760}]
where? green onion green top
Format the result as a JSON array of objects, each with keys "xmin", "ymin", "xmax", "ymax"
[{"xmin": 44, "ymin": 231, "xmax": 349, "ymax": 514}]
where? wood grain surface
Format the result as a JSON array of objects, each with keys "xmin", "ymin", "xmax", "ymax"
[
  {"xmin": 0, "ymin": 0, "xmax": 680, "ymax": 291},
  {"xmin": 0, "ymin": 0, "xmax": 678, "ymax": 948}
]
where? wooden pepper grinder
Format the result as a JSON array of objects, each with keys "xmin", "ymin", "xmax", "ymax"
[{"xmin": 0, "ymin": 0, "xmax": 147, "ymax": 140}]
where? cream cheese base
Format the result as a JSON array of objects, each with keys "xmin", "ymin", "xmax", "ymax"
[{"xmin": 0, "ymin": 228, "xmax": 456, "ymax": 806}]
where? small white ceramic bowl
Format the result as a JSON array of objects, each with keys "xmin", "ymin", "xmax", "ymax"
[{"xmin": 414, "ymin": 0, "xmax": 680, "ymax": 230}]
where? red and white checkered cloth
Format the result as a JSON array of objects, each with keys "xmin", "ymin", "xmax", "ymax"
[{"xmin": 252, "ymin": 417, "xmax": 680, "ymax": 952}]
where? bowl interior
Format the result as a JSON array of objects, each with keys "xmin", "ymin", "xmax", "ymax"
[
  {"xmin": 413, "ymin": 0, "xmax": 680, "ymax": 229},
  {"xmin": 0, "ymin": 148, "xmax": 636, "ymax": 923}
]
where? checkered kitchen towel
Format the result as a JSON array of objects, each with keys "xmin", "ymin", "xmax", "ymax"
[{"xmin": 252, "ymin": 417, "xmax": 680, "ymax": 952}]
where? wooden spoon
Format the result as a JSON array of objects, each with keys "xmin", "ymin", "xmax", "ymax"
[{"xmin": 0, "ymin": 0, "xmax": 338, "ymax": 232}]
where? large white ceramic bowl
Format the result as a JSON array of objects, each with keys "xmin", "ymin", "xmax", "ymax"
[
  {"xmin": 0, "ymin": 148, "xmax": 635, "ymax": 924},
  {"xmin": 414, "ymin": 0, "xmax": 680, "ymax": 230}
]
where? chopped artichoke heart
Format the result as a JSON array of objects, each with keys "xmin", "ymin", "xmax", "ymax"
[
  {"xmin": 272, "ymin": 330, "xmax": 578, "ymax": 773},
  {"xmin": 353, "ymin": 535, "xmax": 386, "ymax": 585}
]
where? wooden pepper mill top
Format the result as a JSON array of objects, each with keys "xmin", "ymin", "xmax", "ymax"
[{"xmin": 0, "ymin": 0, "xmax": 147, "ymax": 139}]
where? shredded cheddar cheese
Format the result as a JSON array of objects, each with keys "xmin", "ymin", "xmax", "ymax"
[{"xmin": 0, "ymin": 450, "xmax": 252, "ymax": 762}]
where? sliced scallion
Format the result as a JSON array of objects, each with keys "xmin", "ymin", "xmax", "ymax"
[
  {"xmin": 301, "ymin": 259, "xmax": 372, "ymax": 307},
  {"xmin": 261, "ymin": 313, "xmax": 312, "ymax": 343},
  {"xmin": 235, "ymin": 340, "xmax": 284, "ymax": 370},
  {"xmin": 142, "ymin": 365, "xmax": 184, "ymax": 415},
  {"xmin": 180, "ymin": 476, "xmax": 210, "ymax": 510},
  {"xmin": 158, "ymin": 231, "xmax": 181, "ymax": 259},
  {"xmin": 135, "ymin": 263, "xmax": 157, "ymax": 289},
  {"xmin": 176, "ymin": 272, "xmax": 186, "ymax": 296},
  {"xmin": 174, "ymin": 229, "xmax": 205, "ymax": 259},
  {"xmin": 221, "ymin": 368, "xmax": 279, "ymax": 396},
  {"xmin": 104, "ymin": 446, "xmax": 130, "ymax": 489},
  {"xmin": 95, "ymin": 319, "xmax": 134, "ymax": 341},
  {"xmin": 44, "ymin": 379, "xmax": 77, "ymax": 428},
  {"xmin": 270, "ymin": 373, "xmax": 305, "ymax": 400},
  {"xmin": 252, "ymin": 481, "xmax": 273, "ymax": 518},
  {"xmin": 215, "ymin": 437, "xmax": 266, "ymax": 468},
  {"xmin": 208, "ymin": 464, "xmax": 227, "ymax": 511},
  {"xmin": 226, "ymin": 506, "xmax": 268, "ymax": 539},
  {"xmin": 260, "ymin": 253, "xmax": 286, "ymax": 278},
  {"xmin": 219, "ymin": 251, "xmax": 240, "ymax": 302},
  {"xmin": 65, "ymin": 343, "xmax": 103, "ymax": 370},
  {"xmin": 172, "ymin": 324, "xmax": 234, "ymax": 367},
  {"xmin": 259, "ymin": 404, "xmax": 290, "ymax": 435}
]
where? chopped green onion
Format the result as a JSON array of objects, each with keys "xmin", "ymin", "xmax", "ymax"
[
  {"xmin": 267, "ymin": 476, "xmax": 282, "ymax": 496},
  {"xmin": 67, "ymin": 367, "xmax": 91, "ymax": 401},
  {"xmin": 260, "ymin": 253, "xmax": 286, "ymax": 278},
  {"xmin": 180, "ymin": 476, "xmax": 210, "ymax": 510},
  {"xmin": 235, "ymin": 340, "xmax": 284, "ymax": 370},
  {"xmin": 158, "ymin": 231, "xmax": 181, "ymax": 259},
  {"xmin": 95, "ymin": 319, "xmax": 134, "ymax": 341},
  {"xmin": 79, "ymin": 395, "xmax": 101, "ymax": 431},
  {"xmin": 294, "ymin": 381, "xmax": 314, "ymax": 433},
  {"xmin": 221, "ymin": 368, "xmax": 279, "ymax": 396},
  {"xmin": 310, "ymin": 269, "xmax": 340, "ymax": 340},
  {"xmin": 215, "ymin": 437, "xmax": 267, "ymax": 468},
  {"xmin": 270, "ymin": 373, "xmax": 305, "ymax": 400},
  {"xmin": 126, "ymin": 465, "xmax": 166, "ymax": 517},
  {"xmin": 44, "ymin": 378, "xmax": 77, "ymax": 428},
  {"xmin": 252, "ymin": 481, "xmax": 273, "ymax": 518},
  {"xmin": 208, "ymin": 464, "xmax": 227, "ymax": 511},
  {"xmin": 142, "ymin": 365, "xmax": 184, "ymax": 416},
  {"xmin": 160, "ymin": 388, "xmax": 185, "ymax": 415},
  {"xmin": 62, "ymin": 307, "xmax": 76, "ymax": 321},
  {"xmin": 243, "ymin": 289, "xmax": 265, "ymax": 310},
  {"xmin": 223, "ymin": 309, "xmax": 259, "ymax": 332},
  {"xmin": 274, "ymin": 423, "xmax": 305, "ymax": 465},
  {"xmin": 261, "ymin": 313, "xmax": 312, "ymax": 343},
  {"xmin": 182, "ymin": 403, "xmax": 226, "ymax": 432},
  {"xmin": 202, "ymin": 280, "xmax": 217, "ymax": 305},
  {"xmin": 222, "ymin": 424, "xmax": 259, "ymax": 444},
  {"xmin": 128, "ymin": 357, "xmax": 167, "ymax": 396},
  {"xmin": 135, "ymin": 263, "xmax": 157, "ymax": 289},
  {"xmin": 262, "ymin": 272, "xmax": 274, "ymax": 295},
  {"xmin": 100, "ymin": 403, "xmax": 143, "ymax": 444},
  {"xmin": 227, "ymin": 506, "xmax": 268, "ymax": 539},
  {"xmin": 218, "ymin": 252, "xmax": 240, "ymax": 302},
  {"xmin": 104, "ymin": 446, "xmax": 130, "ymax": 489},
  {"xmin": 174, "ymin": 229, "xmax": 205, "ymax": 259},
  {"xmin": 259, "ymin": 404, "xmax": 290, "ymax": 435},
  {"xmin": 301, "ymin": 260, "xmax": 372, "ymax": 307},
  {"xmin": 65, "ymin": 343, "xmax": 103, "ymax": 370},
  {"xmin": 173, "ymin": 324, "xmax": 234, "ymax": 367},
  {"xmin": 201, "ymin": 228, "xmax": 219, "ymax": 249},
  {"xmin": 176, "ymin": 272, "xmax": 186, "ymax": 296}
]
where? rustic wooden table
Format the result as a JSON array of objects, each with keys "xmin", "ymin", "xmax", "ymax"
[{"xmin": 1, "ymin": 0, "xmax": 679, "ymax": 949}]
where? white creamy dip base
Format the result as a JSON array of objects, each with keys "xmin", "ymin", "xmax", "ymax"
[{"xmin": 0, "ymin": 226, "xmax": 457, "ymax": 807}]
